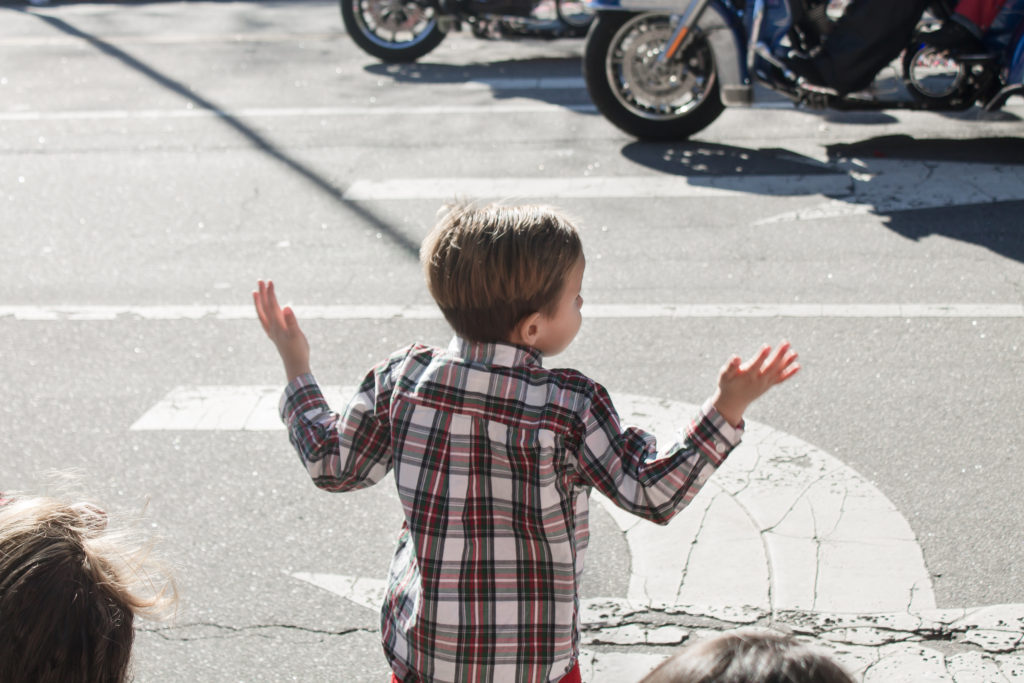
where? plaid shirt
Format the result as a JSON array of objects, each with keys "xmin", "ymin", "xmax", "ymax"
[{"xmin": 280, "ymin": 337, "xmax": 742, "ymax": 683}]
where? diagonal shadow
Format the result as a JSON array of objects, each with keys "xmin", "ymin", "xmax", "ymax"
[{"xmin": 17, "ymin": 8, "xmax": 420, "ymax": 258}]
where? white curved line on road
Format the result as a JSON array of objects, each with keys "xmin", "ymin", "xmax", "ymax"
[
  {"xmin": 131, "ymin": 385, "xmax": 932, "ymax": 614},
  {"xmin": 6, "ymin": 303, "xmax": 1024, "ymax": 321},
  {"xmin": 4, "ymin": 303, "xmax": 1023, "ymax": 322}
]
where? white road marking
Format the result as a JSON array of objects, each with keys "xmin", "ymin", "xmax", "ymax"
[
  {"xmin": 5, "ymin": 303, "xmax": 1023, "ymax": 322},
  {"xmin": 130, "ymin": 385, "xmax": 352, "ymax": 431},
  {"xmin": 0, "ymin": 99, "xmax": 875, "ymax": 123},
  {"xmin": 135, "ymin": 386, "xmax": 933, "ymax": 613},
  {"xmin": 138, "ymin": 387, "xmax": 1024, "ymax": 680},
  {"xmin": 0, "ymin": 32, "xmax": 345, "ymax": 48},
  {"xmin": 340, "ymin": 174, "xmax": 851, "ymax": 200},
  {"xmin": 0, "ymin": 102, "xmax": 596, "ymax": 122},
  {"xmin": 460, "ymin": 76, "xmax": 587, "ymax": 91}
]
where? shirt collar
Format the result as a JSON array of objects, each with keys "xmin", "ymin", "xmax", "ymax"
[{"xmin": 447, "ymin": 336, "xmax": 543, "ymax": 368}]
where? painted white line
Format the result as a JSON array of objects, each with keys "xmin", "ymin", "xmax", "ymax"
[
  {"xmin": 279, "ymin": 391, "xmax": 944, "ymax": 679},
  {"xmin": 0, "ymin": 32, "xmax": 344, "ymax": 48},
  {"xmin": 599, "ymin": 393, "xmax": 932, "ymax": 614},
  {"xmin": 0, "ymin": 102, "xmax": 595, "ymax": 122},
  {"xmin": 462, "ymin": 76, "xmax": 586, "ymax": 91},
  {"xmin": 130, "ymin": 385, "xmax": 353, "ymax": 431},
  {"xmin": 340, "ymin": 174, "xmax": 850, "ymax": 200},
  {"xmin": 139, "ymin": 386, "xmax": 932, "ymax": 614},
  {"xmin": 155, "ymin": 385, "xmax": 1016, "ymax": 679},
  {"xmin": 6, "ymin": 303, "xmax": 1024, "ymax": 322}
]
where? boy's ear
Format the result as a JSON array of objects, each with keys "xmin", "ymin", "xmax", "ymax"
[{"xmin": 510, "ymin": 311, "xmax": 543, "ymax": 346}]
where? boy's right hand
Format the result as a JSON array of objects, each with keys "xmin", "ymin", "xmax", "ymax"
[
  {"xmin": 711, "ymin": 341, "xmax": 800, "ymax": 428},
  {"xmin": 253, "ymin": 280, "xmax": 311, "ymax": 382}
]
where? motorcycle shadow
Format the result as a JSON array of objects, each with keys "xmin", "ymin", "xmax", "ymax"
[
  {"xmin": 621, "ymin": 140, "xmax": 837, "ymax": 182},
  {"xmin": 830, "ymin": 135, "xmax": 1024, "ymax": 264},
  {"xmin": 363, "ymin": 56, "xmax": 592, "ymax": 110},
  {"xmin": 622, "ymin": 136, "xmax": 1024, "ymax": 264}
]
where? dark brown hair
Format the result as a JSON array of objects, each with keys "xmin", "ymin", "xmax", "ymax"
[
  {"xmin": 420, "ymin": 202, "xmax": 583, "ymax": 343},
  {"xmin": 0, "ymin": 496, "xmax": 175, "ymax": 683},
  {"xmin": 640, "ymin": 628, "xmax": 856, "ymax": 683}
]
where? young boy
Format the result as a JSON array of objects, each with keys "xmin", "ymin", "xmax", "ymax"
[
  {"xmin": 0, "ymin": 493, "xmax": 176, "ymax": 683},
  {"xmin": 254, "ymin": 203, "xmax": 799, "ymax": 683}
]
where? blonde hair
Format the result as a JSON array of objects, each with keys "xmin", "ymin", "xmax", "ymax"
[
  {"xmin": 420, "ymin": 202, "xmax": 583, "ymax": 343},
  {"xmin": 0, "ymin": 495, "xmax": 176, "ymax": 683},
  {"xmin": 640, "ymin": 628, "xmax": 856, "ymax": 683}
]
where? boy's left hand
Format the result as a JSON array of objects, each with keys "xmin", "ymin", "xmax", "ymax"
[
  {"xmin": 253, "ymin": 280, "xmax": 311, "ymax": 382},
  {"xmin": 712, "ymin": 341, "xmax": 800, "ymax": 428}
]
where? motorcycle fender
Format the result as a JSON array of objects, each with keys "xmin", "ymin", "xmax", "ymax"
[{"xmin": 586, "ymin": 0, "xmax": 751, "ymax": 106}]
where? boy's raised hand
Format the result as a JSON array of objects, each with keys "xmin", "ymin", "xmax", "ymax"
[
  {"xmin": 253, "ymin": 280, "xmax": 311, "ymax": 382},
  {"xmin": 712, "ymin": 341, "xmax": 800, "ymax": 428}
]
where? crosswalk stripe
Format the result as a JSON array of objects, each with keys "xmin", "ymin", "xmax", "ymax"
[
  {"xmin": 3, "ymin": 303, "xmax": 1023, "ymax": 322},
  {"xmin": 0, "ymin": 102, "xmax": 596, "ymax": 122},
  {"xmin": 140, "ymin": 387, "xmax": 934, "ymax": 616},
  {"xmin": 341, "ymin": 174, "xmax": 850, "ymax": 200}
]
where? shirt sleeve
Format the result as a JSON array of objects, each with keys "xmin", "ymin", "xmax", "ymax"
[
  {"xmin": 577, "ymin": 385, "xmax": 743, "ymax": 525},
  {"xmin": 278, "ymin": 365, "xmax": 394, "ymax": 492}
]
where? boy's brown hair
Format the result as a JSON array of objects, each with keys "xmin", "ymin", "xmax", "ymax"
[
  {"xmin": 640, "ymin": 628, "xmax": 856, "ymax": 683},
  {"xmin": 0, "ymin": 495, "xmax": 176, "ymax": 683},
  {"xmin": 421, "ymin": 202, "xmax": 583, "ymax": 343}
]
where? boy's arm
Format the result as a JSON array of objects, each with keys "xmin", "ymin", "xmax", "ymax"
[
  {"xmin": 578, "ymin": 342, "xmax": 798, "ymax": 524},
  {"xmin": 253, "ymin": 280, "xmax": 310, "ymax": 382},
  {"xmin": 254, "ymin": 280, "xmax": 393, "ymax": 490},
  {"xmin": 279, "ymin": 370, "xmax": 394, "ymax": 492}
]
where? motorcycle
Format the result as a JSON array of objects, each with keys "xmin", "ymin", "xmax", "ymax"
[
  {"xmin": 581, "ymin": 0, "xmax": 1024, "ymax": 139},
  {"xmin": 341, "ymin": 0, "xmax": 594, "ymax": 62}
]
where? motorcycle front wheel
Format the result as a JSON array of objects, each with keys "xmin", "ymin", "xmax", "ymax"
[
  {"xmin": 340, "ymin": 0, "xmax": 446, "ymax": 63},
  {"xmin": 583, "ymin": 12, "xmax": 723, "ymax": 140}
]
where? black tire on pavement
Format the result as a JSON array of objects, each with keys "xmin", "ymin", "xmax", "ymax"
[
  {"xmin": 340, "ymin": 0, "xmax": 446, "ymax": 63},
  {"xmin": 583, "ymin": 12, "xmax": 724, "ymax": 140}
]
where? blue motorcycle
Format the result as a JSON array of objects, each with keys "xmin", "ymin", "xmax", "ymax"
[{"xmin": 582, "ymin": 0, "xmax": 1024, "ymax": 139}]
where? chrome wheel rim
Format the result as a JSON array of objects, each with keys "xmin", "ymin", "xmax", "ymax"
[
  {"xmin": 605, "ymin": 14, "xmax": 716, "ymax": 121},
  {"xmin": 907, "ymin": 46, "xmax": 966, "ymax": 99},
  {"xmin": 352, "ymin": 0, "xmax": 438, "ymax": 49}
]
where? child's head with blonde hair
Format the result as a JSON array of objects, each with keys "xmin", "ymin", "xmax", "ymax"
[
  {"xmin": 421, "ymin": 202, "xmax": 584, "ymax": 344},
  {"xmin": 640, "ymin": 628, "xmax": 856, "ymax": 683},
  {"xmin": 0, "ymin": 494, "xmax": 176, "ymax": 683}
]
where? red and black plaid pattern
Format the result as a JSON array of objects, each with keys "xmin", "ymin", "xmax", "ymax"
[{"xmin": 280, "ymin": 337, "xmax": 741, "ymax": 682}]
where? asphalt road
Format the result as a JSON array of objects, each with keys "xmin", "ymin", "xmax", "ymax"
[{"xmin": 1, "ymin": 1, "xmax": 1023, "ymax": 680}]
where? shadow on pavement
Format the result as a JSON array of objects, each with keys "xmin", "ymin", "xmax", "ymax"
[
  {"xmin": 3, "ymin": 4, "xmax": 421, "ymax": 259},
  {"xmin": 364, "ymin": 55, "xmax": 592, "ymax": 110},
  {"xmin": 827, "ymin": 133, "xmax": 1024, "ymax": 163},
  {"xmin": 880, "ymin": 200, "xmax": 1024, "ymax": 263},
  {"xmin": 621, "ymin": 135, "xmax": 1024, "ymax": 263},
  {"xmin": 620, "ymin": 141, "xmax": 835, "ymax": 178},
  {"xmin": 829, "ymin": 135, "xmax": 1024, "ymax": 263}
]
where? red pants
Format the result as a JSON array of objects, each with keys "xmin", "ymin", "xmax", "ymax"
[
  {"xmin": 955, "ymin": 0, "xmax": 1007, "ymax": 30},
  {"xmin": 391, "ymin": 661, "xmax": 582, "ymax": 683}
]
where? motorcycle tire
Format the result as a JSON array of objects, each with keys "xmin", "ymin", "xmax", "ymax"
[
  {"xmin": 901, "ymin": 43, "xmax": 975, "ymax": 109},
  {"xmin": 583, "ymin": 12, "xmax": 724, "ymax": 141},
  {"xmin": 340, "ymin": 0, "xmax": 446, "ymax": 63}
]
